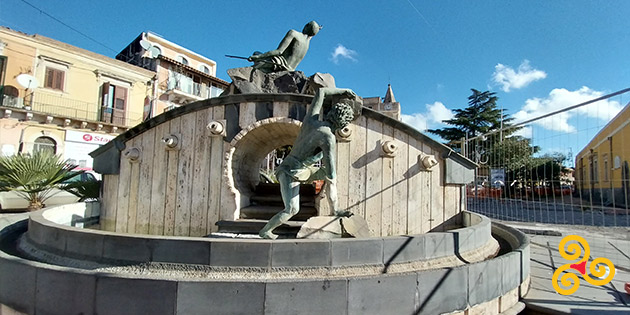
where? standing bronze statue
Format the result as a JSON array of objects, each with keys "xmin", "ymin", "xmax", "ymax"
[
  {"xmin": 259, "ymin": 87, "xmax": 362, "ymax": 239},
  {"xmin": 248, "ymin": 21, "xmax": 322, "ymax": 73}
]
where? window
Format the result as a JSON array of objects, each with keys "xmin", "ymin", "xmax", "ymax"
[
  {"xmin": 590, "ymin": 154, "xmax": 598, "ymax": 183},
  {"xmin": 603, "ymin": 154, "xmax": 609, "ymax": 182},
  {"xmin": 33, "ymin": 136, "xmax": 56, "ymax": 154},
  {"xmin": 100, "ymin": 82, "xmax": 127, "ymax": 125},
  {"xmin": 177, "ymin": 55, "xmax": 188, "ymax": 66},
  {"xmin": 199, "ymin": 65, "xmax": 210, "ymax": 74},
  {"xmin": 44, "ymin": 67, "xmax": 65, "ymax": 91}
]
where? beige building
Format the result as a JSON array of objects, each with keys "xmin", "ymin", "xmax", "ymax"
[
  {"xmin": 0, "ymin": 27, "xmax": 154, "ymax": 171},
  {"xmin": 363, "ymin": 84, "xmax": 401, "ymax": 120},
  {"xmin": 116, "ymin": 32, "xmax": 229, "ymax": 117}
]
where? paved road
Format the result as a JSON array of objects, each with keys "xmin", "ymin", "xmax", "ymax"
[{"xmin": 468, "ymin": 197, "xmax": 630, "ymax": 227}]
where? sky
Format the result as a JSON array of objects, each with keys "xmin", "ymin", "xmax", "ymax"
[{"xmin": 1, "ymin": 0, "xmax": 629, "ymax": 158}]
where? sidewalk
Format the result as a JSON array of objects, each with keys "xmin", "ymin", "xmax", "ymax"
[{"xmin": 505, "ymin": 222, "xmax": 630, "ymax": 314}]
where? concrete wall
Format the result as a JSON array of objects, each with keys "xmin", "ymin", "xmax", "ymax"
[{"xmin": 93, "ymin": 94, "xmax": 476, "ymax": 237}]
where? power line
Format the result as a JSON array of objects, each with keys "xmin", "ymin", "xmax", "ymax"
[{"xmin": 18, "ymin": 0, "xmax": 118, "ymax": 54}]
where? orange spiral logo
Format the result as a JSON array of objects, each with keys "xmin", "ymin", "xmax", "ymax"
[{"xmin": 552, "ymin": 235, "xmax": 616, "ymax": 295}]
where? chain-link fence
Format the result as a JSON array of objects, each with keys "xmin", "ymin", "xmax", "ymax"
[{"xmin": 457, "ymin": 88, "xmax": 630, "ymax": 227}]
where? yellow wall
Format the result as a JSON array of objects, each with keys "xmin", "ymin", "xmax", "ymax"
[
  {"xmin": 1, "ymin": 27, "xmax": 154, "ymax": 127},
  {"xmin": 576, "ymin": 103, "xmax": 630, "ymax": 190}
]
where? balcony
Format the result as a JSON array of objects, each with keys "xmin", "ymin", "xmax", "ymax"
[
  {"xmin": 165, "ymin": 79, "xmax": 224, "ymax": 105},
  {"xmin": 1, "ymin": 93, "xmax": 143, "ymax": 131}
]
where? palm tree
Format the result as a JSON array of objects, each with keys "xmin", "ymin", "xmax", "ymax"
[{"xmin": 0, "ymin": 151, "xmax": 82, "ymax": 211}]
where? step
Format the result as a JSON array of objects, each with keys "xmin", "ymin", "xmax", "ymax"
[
  {"xmin": 249, "ymin": 194, "xmax": 315, "ymax": 206},
  {"xmin": 255, "ymin": 183, "xmax": 317, "ymax": 196},
  {"xmin": 240, "ymin": 205, "xmax": 317, "ymax": 221},
  {"xmin": 215, "ymin": 219, "xmax": 304, "ymax": 235}
]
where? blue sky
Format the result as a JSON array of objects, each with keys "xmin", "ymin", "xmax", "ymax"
[{"xmin": 2, "ymin": 0, "xmax": 629, "ymax": 154}]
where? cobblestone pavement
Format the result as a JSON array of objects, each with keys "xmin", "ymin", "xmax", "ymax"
[
  {"xmin": 503, "ymin": 222, "xmax": 630, "ymax": 314},
  {"xmin": 468, "ymin": 197, "xmax": 630, "ymax": 227}
]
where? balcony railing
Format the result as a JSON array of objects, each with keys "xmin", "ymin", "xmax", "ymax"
[{"xmin": 1, "ymin": 93, "xmax": 143, "ymax": 127}]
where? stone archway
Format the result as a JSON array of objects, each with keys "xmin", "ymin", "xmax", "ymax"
[{"xmin": 229, "ymin": 117, "xmax": 302, "ymax": 205}]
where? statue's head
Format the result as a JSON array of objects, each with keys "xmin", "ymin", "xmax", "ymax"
[
  {"xmin": 325, "ymin": 100, "xmax": 355, "ymax": 131},
  {"xmin": 303, "ymin": 21, "xmax": 322, "ymax": 37}
]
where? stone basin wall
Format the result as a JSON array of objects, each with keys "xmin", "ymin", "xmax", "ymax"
[{"xmin": 91, "ymin": 94, "xmax": 475, "ymax": 237}]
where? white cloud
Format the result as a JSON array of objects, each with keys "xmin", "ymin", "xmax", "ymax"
[
  {"xmin": 513, "ymin": 86, "xmax": 623, "ymax": 133},
  {"xmin": 401, "ymin": 101, "xmax": 453, "ymax": 132},
  {"xmin": 492, "ymin": 60, "xmax": 547, "ymax": 92},
  {"xmin": 330, "ymin": 44, "xmax": 357, "ymax": 64}
]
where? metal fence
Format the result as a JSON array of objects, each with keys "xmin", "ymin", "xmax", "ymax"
[{"xmin": 458, "ymin": 88, "xmax": 630, "ymax": 227}]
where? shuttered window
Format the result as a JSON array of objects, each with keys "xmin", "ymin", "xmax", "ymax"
[{"xmin": 44, "ymin": 67, "xmax": 65, "ymax": 91}]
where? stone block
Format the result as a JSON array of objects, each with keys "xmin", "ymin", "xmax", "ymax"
[
  {"xmin": 265, "ymin": 279, "xmax": 347, "ymax": 315},
  {"xmin": 468, "ymin": 298, "xmax": 499, "ymax": 315},
  {"xmin": 271, "ymin": 240, "xmax": 330, "ymax": 267},
  {"xmin": 151, "ymin": 238, "xmax": 210, "ymax": 265},
  {"xmin": 416, "ymin": 266, "xmax": 468, "ymax": 315},
  {"xmin": 331, "ymin": 238, "xmax": 383, "ymax": 266},
  {"xmin": 424, "ymin": 232, "xmax": 454, "ymax": 259},
  {"xmin": 35, "ymin": 268, "xmax": 95, "ymax": 315},
  {"xmin": 95, "ymin": 277, "xmax": 177, "ymax": 315},
  {"xmin": 27, "ymin": 220, "xmax": 66, "ymax": 254},
  {"xmin": 348, "ymin": 274, "xmax": 417, "ymax": 315},
  {"xmin": 64, "ymin": 229, "xmax": 104, "ymax": 260},
  {"xmin": 501, "ymin": 252, "xmax": 521, "ymax": 295},
  {"xmin": 101, "ymin": 235, "xmax": 151, "ymax": 262},
  {"xmin": 499, "ymin": 286, "xmax": 519, "ymax": 313},
  {"xmin": 176, "ymin": 281, "xmax": 265, "ymax": 315},
  {"xmin": 468, "ymin": 259, "xmax": 502, "ymax": 306},
  {"xmin": 383, "ymin": 236, "xmax": 424, "ymax": 264},
  {"xmin": 0, "ymin": 258, "xmax": 36, "ymax": 315},
  {"xmin": 296, "ymin": 216, "xmax": 342, "ymax": 239},
  {"xmin": 210, "ymin": 240, "xmax": 271, "ymax": 267},
  {"xmin": 520, "ymin": 244, "xmax": 531, "ymax": 282},
  {"xmin": 452, "ymin": 226, "xmax": 475, "ymax": 253}
]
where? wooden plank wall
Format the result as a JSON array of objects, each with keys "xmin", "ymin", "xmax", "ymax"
[{"xmin": 100, "ymin": 102, "xmax": 465, "ymax": 237}]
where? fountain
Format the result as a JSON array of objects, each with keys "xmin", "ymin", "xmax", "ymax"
[{"xmin": 0, "ymin": 21, "xmax": 529, "ymax": 315}]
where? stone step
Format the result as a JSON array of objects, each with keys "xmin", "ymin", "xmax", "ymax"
[
  {"xmin": 240, "ymin": 205, "xmax": 317, "ymax": 220},
  {"xmin": 255, "ymin": 183, "xmax": 316, "ymax": 196},
  {"xmin": 249, "ymin": 194, "xmax": 315, "ymax": 207},
  {"xmin": 215, "ymin": 219, "xmax": 304, "ymax": 235}
]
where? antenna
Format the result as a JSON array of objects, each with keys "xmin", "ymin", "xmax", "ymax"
[
  {"xmin": 148, "ymin": 46, "xmax": 161, "ymax": 58},
  {"xmin": 139, "ymin": 39, "xmax": 152, "ymax": 50},
  {"xmin": 16, "ymin": 74, "xmax": 39, "ymax": 90}
]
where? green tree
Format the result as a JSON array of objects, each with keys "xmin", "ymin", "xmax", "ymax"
[{"xmin": 0, "ymin": 151, "xmax": 82, "ymax": 210}]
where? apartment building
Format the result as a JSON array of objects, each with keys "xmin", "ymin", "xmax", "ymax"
[
  {"xmin": 116, "ymin": 32, "xmax": 229, "ymax": 116},
  {"xmin": 0, "ymin": 27, "xmax": 154, "ymax": 171}
]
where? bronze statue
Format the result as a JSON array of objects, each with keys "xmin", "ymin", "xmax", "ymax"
[
  {"xmin": 248, "ymin": 21, "xmax": 322, "ymax": 73},
  {"xmin": 259, "ymin": 87, "xmax": 361, "ymax": 239}
]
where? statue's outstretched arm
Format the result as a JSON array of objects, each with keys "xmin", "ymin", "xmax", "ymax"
[{"xmin": 249, "ymin": 31, "xmax": 296, "ymax": 61}]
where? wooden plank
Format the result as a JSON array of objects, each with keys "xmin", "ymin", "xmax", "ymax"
[
  {"xmin": 406, "ymin": 137, "xmax": 421, "ymax": 234},
  {"xmin": 174, "ymin": 113, "xmax": 196, "ymax": 236},
  {"xmin": 163, "ymin": 117, "xmax": 181, "ymax": 236},
  {"xmin": 273, "ymin": 101, "xmax": 289, "ymax": 118},
  {"xmin": 381, "ymin": 124, "xmax": 394, "ymax": 236},
  {"xmin": 126, "ymin": 137, "xmax": 140, "ymax": 234},
  {"xmin": 135, "ymin": 128, "xmax": 155, "ymax": 234},
  {"xmin": 209, "ymin": 106, "xmax": 225, "ymax": 233},
  {"xmin": 443, "ymin": 185, "xmax": 460, "ymax": 227},
  {"xmin": 365, "ymin": 118, "xmax": 383, "ymax": 236},
  {"xmin": 115, "ymin": 139, "xmax": 132, "ymax": 233},
  {"xmin": 347, "ymin": 116, "xmax": 367, "ymax": 219},
  {"xmin": 428, "ymin": 145, "xmax": 444, "ymax": 231},
  {"xmin": 189, "ymin": 108, "xmax": 212, "ymax": 237},
  {"xmin": 148, "ymin": 122, "xmax": 168, "ymax": 235},
  {"xmin": 336, "ymin": 140, "xmax": 350, "ymax": 211},
  {"xmin": 239, "ymin": 102, "xmax": 256, "ymax": 129},
  {"xmin": 100, "ymin": 174, "xmax": 118, "ymax": 231},
  {"xmin": 392, "ymin": 128, "xmax": 409, "ymax": 235}
]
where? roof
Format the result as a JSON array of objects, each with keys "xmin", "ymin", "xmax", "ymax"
[
  {"xmin": 158, "ymin": 55, "xmax": 229, "ymax": 86},
  {"xmin": 384, "ymin": 84, "xmax": 396, "ymax": 103}
]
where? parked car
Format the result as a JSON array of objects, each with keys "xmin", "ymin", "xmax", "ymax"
[{"xmin": 0, "ymin": 172, "xmax": 97, "ymax": 211}]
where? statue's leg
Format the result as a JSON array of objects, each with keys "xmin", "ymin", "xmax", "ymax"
[{"xmin": 259, "ymin": 172, "xmax": 300, "ymax": 239}]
